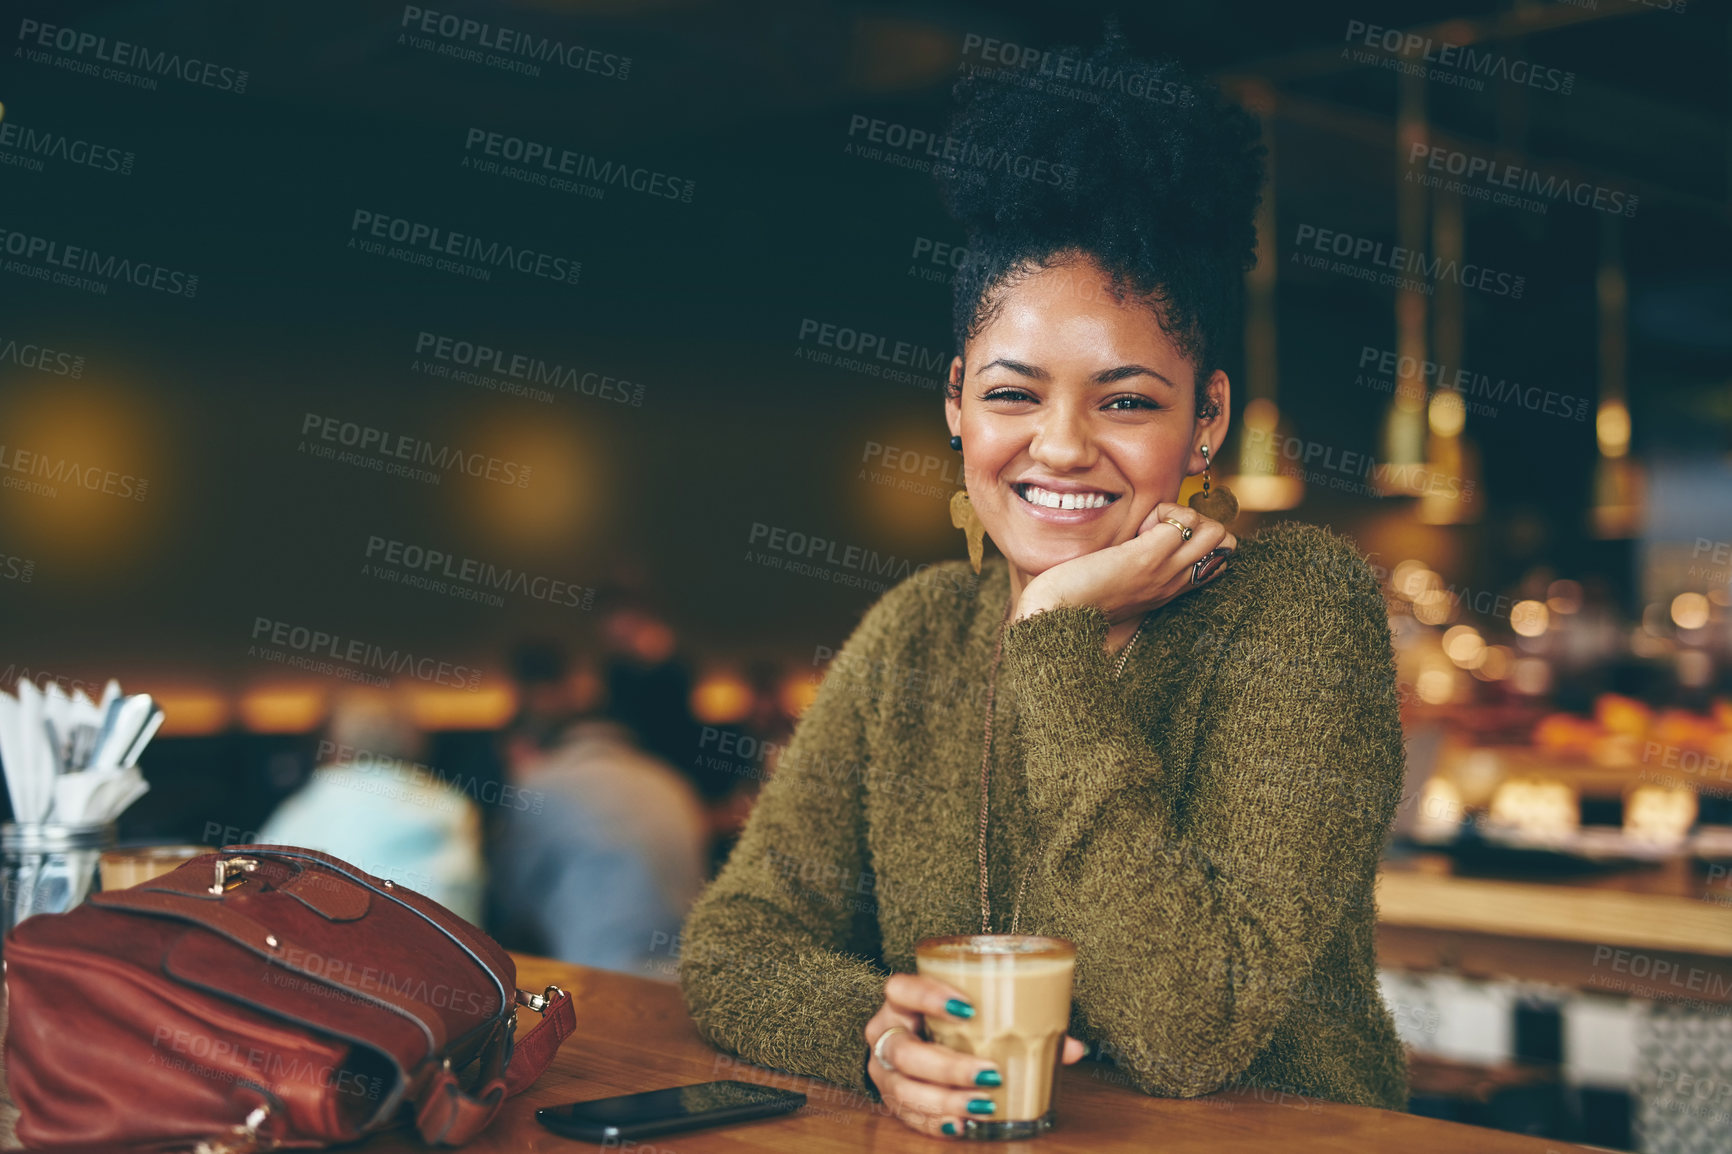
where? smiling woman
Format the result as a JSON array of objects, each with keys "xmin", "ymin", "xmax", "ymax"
[{"xmin": 680, "ymin": 23, "xmax": 1410, "ymax": 1141}]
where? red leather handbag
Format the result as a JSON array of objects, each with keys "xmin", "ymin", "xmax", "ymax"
[{"xmin": 2, "ymin": 844, "xmax": 576, "ymax": 1150}]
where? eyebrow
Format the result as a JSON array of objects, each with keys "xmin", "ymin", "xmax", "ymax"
[{"xmin": 978, "ymin": 358, "xmax": 1178, "ymax": 390}]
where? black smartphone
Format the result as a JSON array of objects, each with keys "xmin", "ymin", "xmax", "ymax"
[{"xmin": 535, "ymin": 1079, "xmax": 807, "ymax": 1142}]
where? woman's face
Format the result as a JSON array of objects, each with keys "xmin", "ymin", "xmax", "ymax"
[{"xmin": 943, "ymin": 254, "xmax": 1230, "ymax": 580}]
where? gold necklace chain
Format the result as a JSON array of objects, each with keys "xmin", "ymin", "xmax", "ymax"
[{"xmin": 976, "ymin": 596, "xmax": 1148, "ymax": 935}]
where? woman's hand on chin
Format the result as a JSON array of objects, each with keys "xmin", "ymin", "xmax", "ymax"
[
  {"xmin": 1012, "ymin": 501, "xmax": 1237, "ymax": 625},
  {"xmin": 865, "ymin": 974, "xmax": 1086, "ymax": 1139}
]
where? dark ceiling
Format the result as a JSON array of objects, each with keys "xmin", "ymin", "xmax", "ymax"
[{"xmin": 1, "ymin": 0, "xmax": 1726, "ymax": 686}]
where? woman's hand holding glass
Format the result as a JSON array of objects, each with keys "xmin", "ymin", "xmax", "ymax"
[{"xmin": 864, "ymin": 973, "xmax": 1086, "ymax": 1139}]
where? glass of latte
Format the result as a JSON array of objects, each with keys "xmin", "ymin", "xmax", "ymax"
[{"xmin": 914, "ymin": 934, "xmax": 1077, "ymax": 1139}]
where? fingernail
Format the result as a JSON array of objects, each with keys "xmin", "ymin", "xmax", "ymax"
[
  {"xmin": 967, "ymin": 1098, "xmax": 996, "ymax": 1115},
  {"xmin": 942, "ymin": 1121, "xmax": 958, "ymax": 1136},
  {"xmin": 973, "ymin": 1069, "xmax": 1002, "ymax": 1087},
  {"xmin": 945, "ymin": 998, "xmax": 974, "ymax": 1019}
]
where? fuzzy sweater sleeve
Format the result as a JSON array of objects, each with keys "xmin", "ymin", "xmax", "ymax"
[
  {"xmin": 676, "ymin": 588, "xmax": 904, "ymax": 1095},
  {"xmin": 998, "ymin": 537, "xmax": 1405, "ymax": 1098}
]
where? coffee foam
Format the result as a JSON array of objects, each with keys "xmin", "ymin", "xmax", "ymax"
[
  {"xmin": 918, "ymin": 955, "xmax": 1075, "ymax": 976},
  {"xmin": 917, "ymin": 936, "xmax": 1074, "ymax": 963}
]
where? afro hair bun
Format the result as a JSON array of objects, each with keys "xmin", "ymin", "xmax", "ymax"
[{"xmin": 936, "ymin": 24, "xmax": 1263, "ymax": 272}]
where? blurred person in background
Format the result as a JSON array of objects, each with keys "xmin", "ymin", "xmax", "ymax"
[
  {"xmin": 488, "ymin": 631, "xmax": 708, "ymax": 976},
  {"xmin": 499, "ymin": 639, "xmax": 585, "ymax": 768},
  {"xmin": 257, "ymin": 688, "xmax": 484, "ymax": 923}
]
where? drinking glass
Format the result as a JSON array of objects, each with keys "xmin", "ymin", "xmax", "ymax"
[{"xmin": 915, "ymin": 934, "xmax": 1077, "ymax": 1140}]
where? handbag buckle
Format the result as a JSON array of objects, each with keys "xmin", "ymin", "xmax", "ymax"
[
  {"xmin": 523, "ymin": 984, "xmax": 564, "ymax": 1013},
  {"xmin": 208, "ymin": 857, "xmax": 260, "ymax": 896}
]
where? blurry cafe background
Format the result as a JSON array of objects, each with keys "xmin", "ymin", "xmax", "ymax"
[{"xmin": 2, "ymin": 1, "xmax": 1730, "ymax": 1151}]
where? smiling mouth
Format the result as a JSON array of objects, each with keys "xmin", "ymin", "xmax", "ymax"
[{"xmin": 1012, "ymin": 483, "xmax": 1121, "ymax": 510}]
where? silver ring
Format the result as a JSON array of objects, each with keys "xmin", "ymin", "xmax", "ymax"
[
  {"xmin": 873, "ymin": 1025, "xmax": 911, "ymax": 1072},
  {"xmin": 1162, "ymin": 516, "xmax": 1193, "ymax": 542},
  {"xmin": 1191, "ymin": 546, "xmax": 1232, "ymax": 585}
]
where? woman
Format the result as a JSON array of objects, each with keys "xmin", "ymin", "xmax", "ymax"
[{"xmin": 679, "ymin": 30, "xmax": 1408, "ymax": 1138}]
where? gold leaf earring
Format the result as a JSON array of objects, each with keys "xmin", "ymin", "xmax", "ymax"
[
  {"xmin": 950, "ymin": 489, "xmax": 988, "ymax": 575},
  {"xmin": 1188, "ymin": 444, "xmax": 1239, "ymax": 524}
]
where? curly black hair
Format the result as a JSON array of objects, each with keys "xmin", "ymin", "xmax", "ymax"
[{"xmin": 935, "ymin": 21, "xmax": 1265, "ymax": 423}]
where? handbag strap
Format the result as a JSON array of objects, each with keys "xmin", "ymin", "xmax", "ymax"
[
  {"xmin": 410, "ymin": 985, "xmax": 577, "ymax": 1146},
  {"xmin": 226, "ymin": 845, "xmax": 511, "ymax": 1006}
]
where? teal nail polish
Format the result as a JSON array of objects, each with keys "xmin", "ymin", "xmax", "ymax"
[
  {"xmin": 973, "ymin": 1069, "xmax": 1002, "ymax": 1087},
  {"xmin": 942, "ymin": 1121, "xmax": 958, "ymax": 1136},
  {"xmin": 967, "ymin": 1098, "xmax": 996, "ymax": 1115},
  {"xmin": 945, "ymin": 998, "xmax": 974, "ymax": 1019}
]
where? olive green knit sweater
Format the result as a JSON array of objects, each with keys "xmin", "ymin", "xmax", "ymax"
[{"xmin": 678, "ymin": 521, "xmax": 1410, "ymax": 1111}]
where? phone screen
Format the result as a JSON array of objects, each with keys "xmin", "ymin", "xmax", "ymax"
[{"xmin": 537, "ymin": 1080, "xmax": 806, "ymax": 1140}]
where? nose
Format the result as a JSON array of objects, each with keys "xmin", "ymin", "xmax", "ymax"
[{"xmin": 1028, "ymin": 400, "xmax": 1096, "ymax": 472}]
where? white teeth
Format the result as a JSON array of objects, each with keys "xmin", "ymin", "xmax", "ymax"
[{"xmin": 1017, "ymin": 484, "xmax": 1113, "ymax": 510}]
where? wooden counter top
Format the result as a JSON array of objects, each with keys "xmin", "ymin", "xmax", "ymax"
[
  {"xmin": 341, "ymin": 956, "xmax": 1582, "ymax": 1153},
  {"xmin": 1377, "ymin": 856, "xmax": 1732, "ymax": 956}
]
